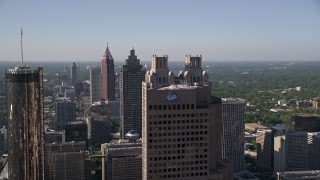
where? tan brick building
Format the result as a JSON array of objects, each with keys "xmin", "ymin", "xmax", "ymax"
[{"xmin": 142, "ymin": 55, "xmax": 233, "ymax": 180}]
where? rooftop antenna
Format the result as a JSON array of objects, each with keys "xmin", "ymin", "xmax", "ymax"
[{"xmin": 20, "ymin": 27, "xmax": 24, "ymax": 65}]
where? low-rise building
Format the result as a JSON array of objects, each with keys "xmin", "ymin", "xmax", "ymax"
[
  {"xmin": 245, "ymin": 123, "xmax": 268, "ymax": 133},
  {"xmin": 101, "ymin": 139, "xmax": 142, "ymax": 180}
]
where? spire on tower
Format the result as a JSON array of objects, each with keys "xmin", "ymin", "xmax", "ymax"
[
  {"xmin": 20, "ymin": 27, "xmax": 24, "ymax": 65},
  {"xmin": 104, "ymin": 44, "xmax": 114, "ymax": 61}
]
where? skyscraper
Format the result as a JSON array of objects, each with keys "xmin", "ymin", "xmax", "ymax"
[
  {"xmin": 101, "ymin": 45, "xmax": 115, "ymax": 101},
  {"xmin": 142, "ymin": 55, "xmax": 233, "ymax": 179},
  {"xmin": 221, "ymin": 98, "xmax": 245, "ymax": 173},
  {"xmin": 71, "ymin": 60, "xmax": 78, "ymax": 85},
  {"xmin": 5, "ymin": 65, "xmax": 45, "ymax": 179},
  {"xmin": 256, "ymin": 128, "xmax": 273, "ymax": 174},
  {"xmin": 119, "ymin": 47, "xmax": 145, "ymax": 139},
  {"xmin": 90, "ymin": 66, "xmax": 101, "ymax": 104},
  {"xmin": 55, "ymin": 100, "xmax": 76, "ymax": 130}
]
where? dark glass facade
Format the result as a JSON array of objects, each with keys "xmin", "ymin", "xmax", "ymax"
[{"xmin": 119, "ymin": 48, "xmax": 145, "ymax": 139}]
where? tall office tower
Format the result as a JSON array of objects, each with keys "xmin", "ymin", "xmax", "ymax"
[
  {"xmin": 119, "ymin": 47, "xmax": 145, "ymax": 139},
  {"xmin": 256, "ymin": 128, "xmax": 273, "ymax": 174},
  {"xmin": 286, "ymin": 131, "xmax": 308, "ymax": 171},
  {"xmin": 90, "ymin": 66, "xmax": 101, "ymax": 104},
  {"xmin": 5, "ymin": 65, "xmax": 44, "ymax": 179},
  {"xmin": 273, "ymin": 135, "xmax": 286, "ymax": 173},
  {"xmin": 55, "ymin": 100, "xmax": 76, "ymax": 130},
  {"xmin": 142, "ymin": 55, "xmax": 233, "ymax": 180},
  {"xmin": 221, "ymin": 98, "xmax": 245, "ymax": 173},
  {"xmin": 71, "ymin": 60, "xmax": 78, "ymax": 85},
  {"xmin": 272, "ymin": 124, "xmax": 288, "ymax": 174},
  {"xmin": 44, "ymin": 141, "xmax": 87, "ymax": 180},
  {"xmin": 101, "ymin": 138, "xmax": 142, "ymax": 180},
  {"xmin": 101, "ymin": 45, "xmax": 115, "ymax": 101},
  {"xmin": 307, "ymin": 132, "xmax": 320, "ymax": 170}
]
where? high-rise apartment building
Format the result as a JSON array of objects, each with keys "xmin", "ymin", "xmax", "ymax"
[
  {"xmin": 90, "ymin": 66, "xmax": 101, "ymax": 104},
  {"xmin": 5, "ymin": 65, "xmax": 45, "ymax": 179},
  {"xmin": 101, "ymin": 138, "xmax": 142, "ymax": 180},
  {"xmin": 142, "ymin": 55, "xmax": 233, "ymax": 180},
  {"xmin": 71, "ymin": 60, "xmax": 78, "ymax": 85},
  {"xmin": 101, "ymin": 45, "xmax": 115, "ymax": 101},
  {"xmin": 55, "ymin": 100, "xmax": 76, "ymax": 130},
  {"xmin": 119, "ymin": 48, "xmax": 145, "ymax": 139},
  {"xmin": 221, "ymin": 98, "xmax": 245, "ymax": 173}
]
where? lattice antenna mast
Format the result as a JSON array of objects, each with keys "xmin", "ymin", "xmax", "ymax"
[{"xmin": 20, "ymin": 27, "xmax": 24, "ymax": 65}]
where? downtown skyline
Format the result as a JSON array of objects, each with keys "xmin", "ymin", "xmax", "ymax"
[{"xmin": 1, "ymin": 0, "xmax": 320, "ymax": 62}]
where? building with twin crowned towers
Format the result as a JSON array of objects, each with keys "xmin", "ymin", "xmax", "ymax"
[
  {"xmin": 119, "ymin": 47, "xmax": 145, "ymax": 139},
  {"xmin": 142, "ymin": 55, "xmax": 233, "ymax": 179}
]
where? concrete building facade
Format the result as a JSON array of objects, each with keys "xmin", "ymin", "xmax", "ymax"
[
  {"xmin": 119, "ymin": 48, "xmax": 145, "ymax": 139},
  {"xmin": 221, "ymin": 98, "xmax": 245, "ymax": 173}
]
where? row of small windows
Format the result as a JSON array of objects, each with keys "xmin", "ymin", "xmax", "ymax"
[
  {"xmin": 150, "ymin": 154, "xmax": 208, "ymax": 161},
  {"xmin": 149, "ymin": 131, "xmax": 208, "ymax": 138},
  {"xmin": 149, "ymin": 126, "xmax": 208, "ymax": 131},
  {"xmin": 149, "ymin": 165, "xmax": 208, "ymax": 172},
  {"xmin": 149, "ymin": 104, "xmax": 195, "ymax": 110},
  {"xmin": 153, "ymin": 172, "xmax": 208, "ymax": 179},
  {"xmin": 148, "ymin": 142, "xmax": 208, "ymax": 149},
  {"xmin": 149, "ymin": 113, "xmax": 208, "ymax": 120},
  {"xmin": 149, "ymin": 133, "xmax": 207, "ymax": 140}
]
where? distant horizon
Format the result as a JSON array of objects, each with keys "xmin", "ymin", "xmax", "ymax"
[{"xmin": 1, "ymin": 59, "xmax": 320, "ymax": 66}]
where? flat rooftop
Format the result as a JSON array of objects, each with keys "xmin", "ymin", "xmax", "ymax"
[
  {"xmin": 245, "ymin": 123, "xmax": 268, "ymax": 129},
  {"xmin": 296, "ymin": 114, "xmax": 320, "ymax": 118},
  {"xmin": 222, "ymin": 98, "xmax": 245, "ymax": 103},
  {"xmin": 277, "ymin": 170, "xmax": 320, "ymax": 179},
  {"xmin": 158, "ymin": 84, "xmax": 200, "ymax": 90}
]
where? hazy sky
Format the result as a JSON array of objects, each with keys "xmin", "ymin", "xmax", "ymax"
[{"xmin": 1, "ymin": 0, "xmax": 320, "ymax": 62}]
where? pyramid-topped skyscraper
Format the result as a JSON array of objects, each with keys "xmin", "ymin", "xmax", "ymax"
[{"xmin": 101, "ymin": 45, "xmax": 115, "ymax": 101}]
